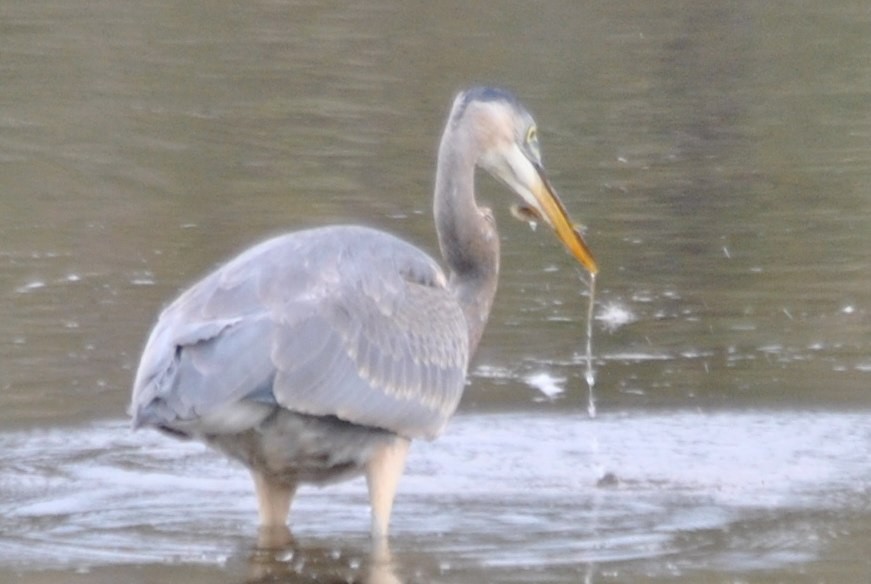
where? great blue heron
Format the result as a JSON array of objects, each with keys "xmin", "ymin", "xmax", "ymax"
[{"xmin": 130, "ymin": 87, "xmax": 598, "ymax": 538}]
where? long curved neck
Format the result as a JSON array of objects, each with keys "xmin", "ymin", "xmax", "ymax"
[{"xmin": 433, "ymin": 125, "xmax": 500, "ymax": 356}]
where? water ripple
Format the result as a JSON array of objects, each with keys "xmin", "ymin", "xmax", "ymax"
[{"xmin": 0, "ymin": 410, "xmax": 868, "ymax": 577}]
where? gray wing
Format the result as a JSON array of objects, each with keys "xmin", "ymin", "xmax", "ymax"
[{"xmin": 130, "ymin": 225, "xmax": 469, "ymax": 440}]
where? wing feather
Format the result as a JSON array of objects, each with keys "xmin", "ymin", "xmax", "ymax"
[{"xmin": 131, "ymin": 226, "xmax": 469, "ymax": 440}]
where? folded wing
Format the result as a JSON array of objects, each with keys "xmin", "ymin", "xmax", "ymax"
[{"xmin": 130, "ymin": 226, "xmax": 469, "ymax": 440}]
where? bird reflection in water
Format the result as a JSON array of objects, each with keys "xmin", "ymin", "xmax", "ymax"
[{"xmin": 245, "ymin": 527, "xmax": 401, "ymax": 584}]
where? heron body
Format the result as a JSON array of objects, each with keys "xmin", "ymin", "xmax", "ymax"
[{"xmin": 130, "ymin": 87, "xmax": 597, "ymax": 537}]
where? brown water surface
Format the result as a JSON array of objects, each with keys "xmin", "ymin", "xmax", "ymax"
[{"xmin": 1, "ymin": 1, "xmax": 869, "ymax": 582}]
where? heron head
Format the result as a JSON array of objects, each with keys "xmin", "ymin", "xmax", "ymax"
[{"xmin": 453, "ymin": 87, "xmax": 598, "ymax": 275}]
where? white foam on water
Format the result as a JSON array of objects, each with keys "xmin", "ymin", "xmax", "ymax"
[{"xmin": 524, "ymin": 371, "xmax": 565, "ymax": 398}]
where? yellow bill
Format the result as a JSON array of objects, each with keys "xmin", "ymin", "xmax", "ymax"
[{"xmin": 529, "ymin": 164, "xmax": 598, "ymax": 275}]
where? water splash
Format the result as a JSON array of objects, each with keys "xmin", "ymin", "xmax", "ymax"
[
  {"xmin": 524, "ymin": 371, "xmax": 565, "ymax": 399},
  {"xmin": 584, "ymin": 273, "xmax": 597, "ymax": 418},
  {"xmin": 596, "ymin": 301, "xmax": 637, "ymax": 332}
]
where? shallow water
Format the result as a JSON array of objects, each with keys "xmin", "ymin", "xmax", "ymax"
[
  {"xmin": 2, "ymin": 411, "xmax": 869, "ymax": 582},
  {"xmin": 1, "ymin": 0, "xmax": 870, "ymax": 582}
]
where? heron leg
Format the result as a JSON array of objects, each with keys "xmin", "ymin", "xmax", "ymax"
[
  {"xmin": 251, "ymin": 470, "xmax": 296, "ymax": 528},
  {"xmin": 365, "ymin": 437, "xmax": 410, "ymax": 538}
]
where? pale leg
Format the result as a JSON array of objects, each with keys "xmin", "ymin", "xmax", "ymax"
[
  {"xmin": 365, "ymin": 437, "xmax": 410, "ymax": 538},
  {"xmin": 251, "ymin": 470, "xmax": 296, "ymax": 528}
]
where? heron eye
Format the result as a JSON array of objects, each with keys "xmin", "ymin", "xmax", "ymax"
[{"xmin": 526, "ymin": 126, "xmax": 538, "ymax": 144}]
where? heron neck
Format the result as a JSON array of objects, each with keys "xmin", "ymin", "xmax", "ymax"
[{"xmin": 433, "ymin": 130, "xmax": 500, "ymax": 355}]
